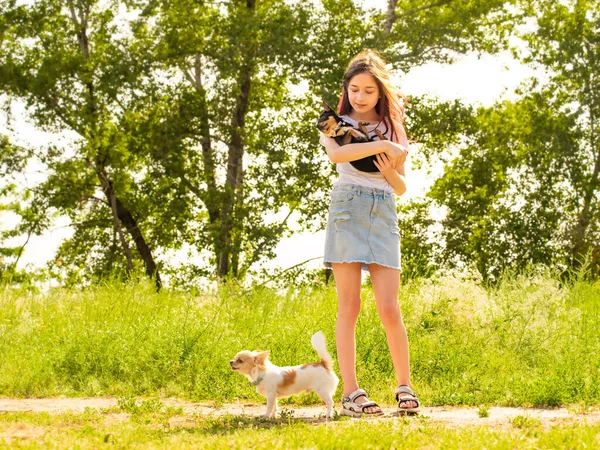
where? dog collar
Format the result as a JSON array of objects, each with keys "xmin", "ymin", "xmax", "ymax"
[{"xmin": 252, "ymin": 376, "xmax": 264, "ymax": 386}]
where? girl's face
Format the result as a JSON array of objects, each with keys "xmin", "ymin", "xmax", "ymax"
[{"xmin": 347, "ymin": 72, "xmax": 380, "ymax": 114}]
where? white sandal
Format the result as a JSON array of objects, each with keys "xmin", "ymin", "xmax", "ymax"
[
  {"xmin": 341, "ymin": 388, "xmax": 384, "ymax": 417},
  {"xmin": 395, "ymin": 385, "xmax": 420, "ymax": 414}
]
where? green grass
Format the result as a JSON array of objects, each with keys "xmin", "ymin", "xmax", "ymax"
[
  {"xmin": 510, "ymin": 414, "xmax": 542, "ymax": 429},
  {"xmin": 1, "ymin": 408, "xmax": 599, "ymax": 449},
  {"xmin": 0, "ymin": 270, "xmax": 599, "ymax": 408},
  {"xmin": 477, "ymin": 405, "xmax": 490, "ymax": 418}
]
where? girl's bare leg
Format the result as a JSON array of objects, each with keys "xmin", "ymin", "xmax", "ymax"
[
  {"xmin": 368, "ymin": 264, "xmax": 417, "ymax": 409},
  {"xmin": 332, "ymin": 262, "xmax": 381, "ymax": 414}
]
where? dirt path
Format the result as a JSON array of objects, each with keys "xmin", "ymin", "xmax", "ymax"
[{"xmin": 1, "ymin": 397, "xmax": 599, "ymax": 428}]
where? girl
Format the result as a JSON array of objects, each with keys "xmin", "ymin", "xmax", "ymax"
[{"xmin": 319, "ymin": 49, "xmax": 419, "ymax": 416}]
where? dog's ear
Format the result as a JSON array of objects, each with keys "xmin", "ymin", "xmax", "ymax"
[
  {"xmin": 322, "ymin": 99, "xmax": 332, "ymax": 111},
  {"xmin": 254, "ymin": 351, "xmax": 270, "ymax": 364}
]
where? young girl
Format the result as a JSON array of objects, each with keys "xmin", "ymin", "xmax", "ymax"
[{"xmin": 319, "ymin": 49, "xmax": 419, "ymax": 416}]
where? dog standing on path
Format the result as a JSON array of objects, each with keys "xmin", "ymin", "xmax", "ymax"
[{"xmin": 230, "ymin": 331, "xmax": 339, "ymax": 418}]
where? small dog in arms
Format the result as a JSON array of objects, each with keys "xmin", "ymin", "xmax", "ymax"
[
  {"xmin": 230, "ymin": 331, "xmax": 339, "ymax": 418},
  {"xmin": 316, "ymin": 99, "xmax": 387, "ymax": 173}
]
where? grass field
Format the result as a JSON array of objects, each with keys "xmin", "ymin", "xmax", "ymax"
[
  {"xmin": 0, "ymin": 270, "xmax": 599, "ymax": 447},
  {"xmin": 1, "ymin": 270, "xmax": 599, "ymax": 407}
]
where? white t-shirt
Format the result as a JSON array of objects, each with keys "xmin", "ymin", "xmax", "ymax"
[{"xmin": 319, "ymin": 115, "xmax": 408, "ymax": 191}]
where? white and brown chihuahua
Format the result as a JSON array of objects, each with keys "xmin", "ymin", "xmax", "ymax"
[{"xmin": 230, "ymin": 331, "xmax": 339, "ymax": 418}]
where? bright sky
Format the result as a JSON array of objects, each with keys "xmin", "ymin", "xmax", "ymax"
[{"xmin": 0, "ymin": 0, "xmax": 536, "ymax": 277}]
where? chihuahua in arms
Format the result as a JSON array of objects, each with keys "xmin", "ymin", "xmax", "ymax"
[
  {"xmin": 230, "ymin": 331, "xmax": 339, "ymax": 418},
  {"xmin": 316, "ymin": 100, "xmax": 387, "ymax": 172}
]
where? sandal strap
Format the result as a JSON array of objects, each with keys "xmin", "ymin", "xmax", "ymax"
[
  {"xmin": 395, "ymin": 385, "xmax": 420, "ymax": 409},
  {"xmin": 342, "ymin": 388, "xmax": 383, "ymax": 414},
  {"xmin": 395, "ymin": 385, "xmax": 415, "ymax": 400},
  {"xmin": 343, "ymin": 388, "xmax": 368, "ymax": 403}
]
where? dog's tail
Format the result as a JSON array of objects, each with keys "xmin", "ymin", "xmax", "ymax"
[{"xmin": 311, "ymin": 331, "xmax": 333, "ymax": 371}]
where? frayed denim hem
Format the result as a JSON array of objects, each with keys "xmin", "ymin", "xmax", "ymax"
[{"xmin": 323, "ymin": 260, "xmax": 401, "ymax": 272}]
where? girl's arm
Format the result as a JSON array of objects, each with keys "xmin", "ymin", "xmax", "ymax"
[
  {"xmin": 379, "ymin": 121, "xmax": 410, "ymax": 195},
  {"xmin": 373, "ymin": 153, "xmax": 407, "ymax": 196},
  {"xmin": 319, "ymin": 133, "xmax": 399, "ymax": 164}
]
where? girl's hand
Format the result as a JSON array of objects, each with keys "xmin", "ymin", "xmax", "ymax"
[
  {"xmin": 373, "ymin": 152, "xmax": 401, "ymax": 175},
  {"xmin": 383, "ymin": 141, "xmax": 408, "ymax": 167}
]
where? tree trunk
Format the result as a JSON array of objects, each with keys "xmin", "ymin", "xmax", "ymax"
[
  {"xmin": 571, "ymin": 61, "xmax": 599, "ymax": 268},
  {"xmin": 112, "ymin": 186, "xmax": 162, "ymax": 289},
  {"xmin": 383, "ymin": 0, "xmax": 398, "ymax": 38},
  {"xmin": 570, "ymin": 149, "xmax": 599, "ymax": 266},
  {"xmin": 217, "ymin": 60, "xmax": 252, "ymax": 277},
  {"xmin": 95, "ymin": 167, "xmax": 161, "ymax": 289},
  {"xmin": 100, "ymin": 171, "xmax": 134, "ymax": 273},
  {"xmin": 230, "ymin": 160, "xmax": 244, "ymax": 277},
  {"xmin": 191, "ymin": 52, "xmax": 220, "ymax": 225},
  {"xmin": 68, "ymin": 0, "xmax": 160, "ymax": 288},
  {"xmin": 216, "ymin": 0, "xmax": 256, "ymax": 278}
]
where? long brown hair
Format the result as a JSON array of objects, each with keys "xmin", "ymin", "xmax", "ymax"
[{"xmin": 337, "ymin": 49, "xmax": 408, "ymax": 144}]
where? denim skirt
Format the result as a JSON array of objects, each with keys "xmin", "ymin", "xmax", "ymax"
[{"xmin": 323, "ymin": 183, "xmax": 401, "ymax": 271}]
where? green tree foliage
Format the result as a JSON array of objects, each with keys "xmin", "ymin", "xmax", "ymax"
[
  {"xmin": 395, "ymin": 97, "xmax": 475, "ymax": 281},
  {"xmin": 397, "ymin": 197, "xmax": 439, "ymax": 281},
  {"xmin": 428, "ymin": 95, "xmax": 579, "ymax": 281},
  {"xmin": 520, "ymin": 0, "xmax": 600, "ymax": 273},
  {"xmin": 423, "ymin": 0, "xmax": 600, "ymax": 281},
  {"xmin": 0, "ymin": 135, "xmax": 41, "ymax": 284},
  {"xmin": 1, "ymin": 0, "xmax": 162, "ymax": 287},
  {"xmin": 121, "ymin": 0, "xmax": 330, "ymax": 280},
  {"xmin": 0, "ymin": 0, "xmax": 521, "ymax": 285},
  {"xmin": 375, "ymin": 0, "xmax": 516, "ymax": 69},
  {"xmin": 309, "ymin": 0, "xmax": 518, "ymax": 100}
]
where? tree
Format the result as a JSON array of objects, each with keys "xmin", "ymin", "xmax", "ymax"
[
  {"xmin": 1, "ymin": 0, "xmax": 524, "ymax": 285},
  {"xmin": 520, "ymin": 0, "xmax": 600, "ymax": 271},
  {"xmin": 121, "ymin": 0, "xmax": 328, "ymax": 279},
  {"xmin": 0, "ymin": 135, "xmax": 40, "ymax": 283},
  {"xmin": 423, "ymin": 0, "xmax": 600, "ymax": 280},
  {"xmin": 116, "ymin": 0, "xmax": 517, "ymax": 280},
  {"xmin": 428, "ymin": 94, "xmax": 579, "ymax": 281},
  {"xmin": 0, "ymin": 0, "xmax": 162, "ymax": 287},
  {"xmin": 377, "ymin": 0, "xmax": 516, "ymax": 70}
]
